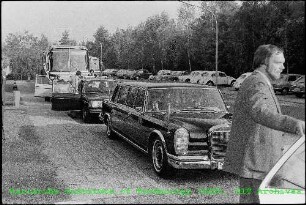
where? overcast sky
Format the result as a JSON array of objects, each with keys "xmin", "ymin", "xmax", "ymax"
[{"xmin": 2, "ymin": 1, "xmax": 202, "ymax": 43}]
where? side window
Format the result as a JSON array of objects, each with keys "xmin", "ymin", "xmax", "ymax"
[
  {"xmin": 117, "ymin": 86, "xmax": 130, "ymax": 105},
  {"xmin": 134, "ymin": 88, "xmax": 146, "ymax": 109},
  {"xmin": 126, "ymin": 86, "xmax": 138, "ymax": 108},
  {"xmin": 112, "ymin": 85, "xmax": 120, "ymax": 102},
  {"xmin": 288, "ymin": 76, "xmax": 297, "ymax": 82},
  {"xmin": 219, "ymin": 72, "xmax": 226, "ymax": 77}
]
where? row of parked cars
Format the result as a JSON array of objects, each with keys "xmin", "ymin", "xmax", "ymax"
[
  {"xmin": 102, "ymin": 69, "xmax": 152, "ymax": 80},
  {"xmin": 47, "ymin": 75, "xmax": 304, "ymax": 203},
  {"xmin": 102, "ymin": 68, "xmax": 237, "ymax": 86},
  {"xmin": 233, "ymin": 72, "xmax": 305, "ymax": 97}
]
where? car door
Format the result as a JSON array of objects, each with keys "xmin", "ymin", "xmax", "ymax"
[
  {"xmin": 34, "ymin": 74, "xmax": 52, "ymax": 97},
  {"xmin": 218, "ymin": 72, "xmax": 227, "ymax": 85},
  {"xmin": 259, "ymin": 135, "xmax": 305, "ymax": 204},
  {"xmin": 111, "ymin": 85, "xmax": 130, "ymax": 134},
  {"xmin": 124, "ymin": 87, "xmax": 148, "ymax": 148}
]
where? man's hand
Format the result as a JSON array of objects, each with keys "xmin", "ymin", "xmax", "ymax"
[{"xmin": 296, "ymin": 120, "xmax": 305, "ymax": 138}]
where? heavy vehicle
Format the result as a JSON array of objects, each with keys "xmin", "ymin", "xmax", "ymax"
[{"xmin": 34, "ymin": 45, "xmax": 91, "ymax": 110}]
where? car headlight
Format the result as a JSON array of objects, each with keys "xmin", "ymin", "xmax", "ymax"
[
  {"xmin": 210, "ymin": 131, "xmax": 230, "ymax": 143},
  {"xmin": 89, "ymin": 101, "xmax": 103, "ymax": 108},
  {"xmin": 174, "ymin": 127, "xmax": 189, "ymax": 155}
]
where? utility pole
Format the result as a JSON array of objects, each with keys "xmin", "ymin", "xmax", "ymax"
[{"xmin": 100, "ymin": 42, "xmax": 103, "ymax": 70}]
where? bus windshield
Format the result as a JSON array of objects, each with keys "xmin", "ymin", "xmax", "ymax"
[{"xmin": 51, "ymin": 49, "xmax": 87, "ymax": 72}]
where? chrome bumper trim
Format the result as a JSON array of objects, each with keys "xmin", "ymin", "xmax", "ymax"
[{"xmin": 167, "ymin": 154, "xmax": 223, "ymax": 170}]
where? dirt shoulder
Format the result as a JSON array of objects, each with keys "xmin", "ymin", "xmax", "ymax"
[{"xmin": 2, "ymin": 81, "xmax": 69, "ymax": 204}]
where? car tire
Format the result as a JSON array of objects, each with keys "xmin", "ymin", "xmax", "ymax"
[
  {"xmin": 105, "ymin": 117, "xmax": 117, "ymax": 139},
  {"xmin": 281, "ymin": 88, "xmax": 289, "ymax": 95},
  {"xmin": 151, "ymin": 138, "xmax": 176, "ymax": 178},
  {"xmin": 296, "ymin": 93, "xmax": 303, "ymax": 98},
  {"xmin": 230, "ymin": 80, "xmax": 235, "ymax": 87},
  {"xmin": 185, "ymin": 79, "xmax": 190, "ymax": 83},
  {"xmin": 45, "ymin": 97, "xmax": 51, "ymax": 102},
  {"xmin": 82, "ymin": 107, "xmax": 91, "ymax": 123},
  {"xmin": 206, "ymin": 81, "xmax": 214, "ymax": 86}
]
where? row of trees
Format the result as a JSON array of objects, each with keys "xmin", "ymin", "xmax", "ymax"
[{"xmin": 2, "ymin": 1, "xmax": 305, "ymax": 80}]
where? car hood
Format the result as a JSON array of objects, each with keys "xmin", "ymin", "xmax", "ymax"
[
  {"xmin": 83, "ymin": 92, "xmax": 109, "ymax": 100},
  {"xmin": 151, "ymin": 112, "xmax": 231, "ymax": 131}
]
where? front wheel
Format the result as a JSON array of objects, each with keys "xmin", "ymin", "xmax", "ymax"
[
  {"xmin": 230, "ymin": 80, "xmax": 235, "ymax": 87},
  {"xmin": 151, "ymin": 138, "xmax": 176, "ymax": 178},
  {"xmin": 296, "ymin": 93, "xmax": 303, "ymax": 98}
]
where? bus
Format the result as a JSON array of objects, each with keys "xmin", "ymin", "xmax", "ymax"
[{"xmin": 34, "ymin": 45, "xmax": 90, "ymax": 110}]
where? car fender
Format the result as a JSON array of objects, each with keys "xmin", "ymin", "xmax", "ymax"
[{"xmin": 149, "ymin": 130, "xmax": 168, "ymax": 153}]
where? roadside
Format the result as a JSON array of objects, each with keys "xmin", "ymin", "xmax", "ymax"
[{"xmin": 2, "ymin": 80, "xmax": 70, "ymax": 204}]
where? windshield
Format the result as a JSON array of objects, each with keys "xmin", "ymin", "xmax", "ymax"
[
  {"xmin": 50, "ymin": 49, "xmax": 87, "ymax": 72},
  {"xmin": 84, "ymin": 80, "xmax": 116, "ymax": 94},
  {"xmin": 147, "ymin": 87, "xmax": 227, "ymax": 112}
]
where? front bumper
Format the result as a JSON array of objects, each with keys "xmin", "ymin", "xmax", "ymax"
[{"xmin": 167, "ymin": 154, "xmax": 224, "ymax": 170}]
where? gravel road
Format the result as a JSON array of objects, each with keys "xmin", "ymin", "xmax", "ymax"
[{"xmin": 2, "ymin": 80, "xmax": 304, "ymax": 204}]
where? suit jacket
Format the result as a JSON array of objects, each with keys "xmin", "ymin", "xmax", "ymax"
[{"xmin": 223, "ymin": 71, "xmax": 301, "ymax": 180}]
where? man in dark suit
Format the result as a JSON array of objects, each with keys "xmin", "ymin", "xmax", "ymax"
[{"xmin": 223, "ymin": 44, "xmax": 305, "ymax": 203}]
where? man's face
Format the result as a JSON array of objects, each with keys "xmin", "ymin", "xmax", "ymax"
[{"xmin": 266, "ymin": 52, "xmax": 285, "ymax": 80}]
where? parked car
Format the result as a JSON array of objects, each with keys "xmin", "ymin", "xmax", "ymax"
[
  {"xmin": 259, "ymin": 135, "xmax": 305, "ymax": 204},
  {"xmin": 101, "ymin": 81, "xmax": 232, "ymax": 178},
  {"xmin": 125, "ymin": 69, "xmax": 138, "ymax": 79},
  {"xmin": 198, "ymin": 71, "xmax": 236, "ymax": 86},
  {"xmin": 131, "ymin": 69, "xmax": 152, "ymax": 80},
  {"xmin": 272, "ymin": 73, "xmax": 302, "ymax": 95},
  {"xmin": 188, "ymin": 71, "xmax": 209, "ymax": 84},
  {"xmin": 79, "ymin": 78, "xmax": 117, "ymax": 122},
  {"xmin": 149, "ymin": 69, "xmax": 171, "ymax": 81},
  {"xmin": 159, "ymin": 70, "xmax": 189, "ymax": 82},
  {"xmin": 289, "ymin": 75, "xmax": 305, "ymax": 98},
  {"xmin": 178, "ymin": 70, "xmax": 202, "ymax": 83},
  {"xmin": 115, "ymin": 69, "xmax": 129, "ymax": 79},
  {"xmin": 233, "ymin": 72, "xmax": 252, "ymax": 90},
  {"xmin": 101, "ymin": 69, "xmax": 118, "ymax": 77}
]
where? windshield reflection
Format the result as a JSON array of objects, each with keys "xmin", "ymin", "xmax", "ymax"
[
  {"xmin": 84, "ymin": 80, "xmax": 116, "ymax": 94},
  {"xmin": 147, "ymin": 88, "xmax": 226, "ymax": 112}
]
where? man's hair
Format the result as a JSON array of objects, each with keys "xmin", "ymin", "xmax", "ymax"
[{"xmin": 252, "ymin": 44, "xmax": 284, "ymax": 70}]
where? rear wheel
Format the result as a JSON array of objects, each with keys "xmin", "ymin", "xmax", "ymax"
[
  {"xmin": 296, "ymin": 93, "xmax": 303, "ymax": 98},
  {"xmin": 206, "ymin": 81, "xmax": 214, "ymax": 86},
  {"xmin": 281, "ymin": 88, "xmax": 289, "ymax": 95},
  {"xmin": 151, "ymin": 138, "xmax": 176, "ymax": 178}
]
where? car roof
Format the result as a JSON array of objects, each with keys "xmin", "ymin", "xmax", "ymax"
[{"xmin": 118, "ymin": 81, "xmax": 216, "ymax": 89}]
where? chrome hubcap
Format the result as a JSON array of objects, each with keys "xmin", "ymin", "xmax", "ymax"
[{"xmin": 152, "ymin": 140, "xmax": 163, "ymax": 172}]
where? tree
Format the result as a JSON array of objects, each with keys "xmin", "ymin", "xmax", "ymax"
[
  {"xmin": 3, "ymin": 31, "xmax": 49, "ymax": 80},
  {"xmin": 59, "ymin": 30, "xmax": 77, "ymax": 46}
]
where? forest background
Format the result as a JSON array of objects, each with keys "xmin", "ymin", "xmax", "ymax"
[{"xmin": 2, "ymin": 1, "xmax": 305, "ymax": 80}]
